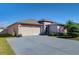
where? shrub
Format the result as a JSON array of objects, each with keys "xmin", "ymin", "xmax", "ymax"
[
  {"xmin": 17, "ymin": 34, "xmax": 22, "ymax": 37},
  {"xmin": 67, "ymin": 27, "xmax": 79, "ymax": 38},
  {"xmin": 48, "ymin": 32, "xmax": 58, "ymax": 36},
  {"xmin": 0, "ymin": 33, "xmax": 13, "ymax": 37}
]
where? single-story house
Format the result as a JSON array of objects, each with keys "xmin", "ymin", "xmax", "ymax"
[{"xmin": 4, "ymin": 19, "xmax": 66, "ymax": 36}]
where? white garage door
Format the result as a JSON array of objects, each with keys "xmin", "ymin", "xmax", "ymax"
[{"xmin": 19, "ymin": 26, "xmax": 40, "ymax": 36}]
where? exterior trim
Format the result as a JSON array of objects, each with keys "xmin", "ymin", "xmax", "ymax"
[{"xmin": 20, "ymin": 23, "xmax": 43, "ymax": 26}]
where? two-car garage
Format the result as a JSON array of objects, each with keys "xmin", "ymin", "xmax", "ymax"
[
  {"xmin": 6, "ymin": 20, "xmax": 43, "ymax": 36},
  {"xmin": 18, "ymin": 25, "xmax": 41, "ymax": 36}
]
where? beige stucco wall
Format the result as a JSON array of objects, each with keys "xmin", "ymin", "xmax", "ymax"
[
  {"xmin": 7, "ymin": 23, "xmax": 41, "ymax": 36},
  {"xmin": 40, "ymin": 22, "xmax": 52, "ymax": 34},
  {"xmin": 7, "ymin": 24, "xmax": 18, "ymax": 36},
  {"xmin": 49, "ymin": 24, "xmax": 58, "ymax": 34},
  {"xmin": 49, "ymin": 24, "xmax": 66, "ymax": 34}
]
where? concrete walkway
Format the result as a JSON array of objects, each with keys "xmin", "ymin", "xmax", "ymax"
[{"xmin": 7, "ymin": 36, "xmax": 79, "ymax": 55}]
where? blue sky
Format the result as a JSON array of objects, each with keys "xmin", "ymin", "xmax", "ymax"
[{"xmin": 0, "ymin": 3, "xmax": 79, "ymax": 27}]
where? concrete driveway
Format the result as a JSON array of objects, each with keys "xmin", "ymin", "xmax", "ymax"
[{"xmin": 7, "ymin": 36, "xmax": 79, "ymax": 55}]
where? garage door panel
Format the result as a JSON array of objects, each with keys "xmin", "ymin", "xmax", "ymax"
[{"xmin": 19, "ymin": 26, "xmax": 40, "ymax": 36}]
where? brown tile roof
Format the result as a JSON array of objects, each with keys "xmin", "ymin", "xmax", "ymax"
[
  {"xmin": 17, "ymin": 19, "xmax": 42, "ymax": 25},
  {"xmin": 7, "ymin": 19, "xmax": 43, "ymax": 28}
]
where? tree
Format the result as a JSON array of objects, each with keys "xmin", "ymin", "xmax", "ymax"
[{"xmin": 65, "ymin": 20, "xmax": 79, "ymax": 38}]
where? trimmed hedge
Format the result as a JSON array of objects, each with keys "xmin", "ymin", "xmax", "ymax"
[{"xmin": 0, "ymin": 33, "xmax": 13, "ymax": 37}]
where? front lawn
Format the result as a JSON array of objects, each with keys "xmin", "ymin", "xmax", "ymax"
[{"xmin": 0, "ymin": 38, "xmax": 15, "ymax": 55}]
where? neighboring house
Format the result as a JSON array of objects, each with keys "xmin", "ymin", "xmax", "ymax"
[
  {"xmin": 0, "ymin": 27, "xmax": 4, "ymax": 34},
  {"xmin": 4, "ymin": 19, "xmax": 66, "ymax": 36}
]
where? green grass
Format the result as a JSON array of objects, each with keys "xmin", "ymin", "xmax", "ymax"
[
  {"xmin": 71, "ymin": 37, "xmax": 79, "ymax": 41},
  {"xmin": 0, "ymin": 38, "xmax": 15, "ymax": 55},
  {"xmin": 57, "ymin": 36, "xmax": 79, "ymax": 41},
  {"xmin": 0, "ymin": 33, "xmax": 13, "ymax": 37}
]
